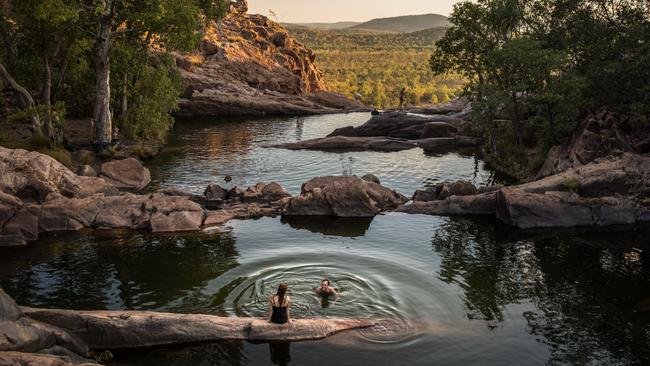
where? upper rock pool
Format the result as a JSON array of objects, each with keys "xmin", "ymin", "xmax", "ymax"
[{"xmin": 1, "ymin": 112, "xmax": 649, "ymax": 365}]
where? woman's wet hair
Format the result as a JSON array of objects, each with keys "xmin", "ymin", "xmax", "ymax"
[{"xmin": 276, "ymin": 283, "xmax": 288, "ymax": 305}]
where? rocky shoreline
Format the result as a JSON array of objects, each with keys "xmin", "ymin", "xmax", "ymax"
[{"xmin": 2, "ymin": 142, "xmax": 649, "ymax": 249}]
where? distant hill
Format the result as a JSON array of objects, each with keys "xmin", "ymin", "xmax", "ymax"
[
  {"xmin": 285, "ymin": 21, "xmax": 362, "ymax": 30},
  {"xmin": 351, "ymin": 14, "xmax": 449, "ymax": 33},
  {"xmin": 285, "ymin": 26, "xmax": 448, "ymax": 50}
]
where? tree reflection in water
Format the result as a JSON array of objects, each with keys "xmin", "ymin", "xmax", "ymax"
[
  {"xmin": 431, "ymin": 218, "xmax": 650, "ymax": 364},
  {"xmin": 0, "ymin": 231, "xmax": 241, "ymax": 311}
]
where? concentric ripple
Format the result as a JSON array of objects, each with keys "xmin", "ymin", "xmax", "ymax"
[{"xmin": 180, "ymin": 252, "xmax": 461, "ymax": 345}]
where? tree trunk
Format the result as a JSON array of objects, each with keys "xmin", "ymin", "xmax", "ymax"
[
  {"xmin": 42, "ymin": 57, "xmax": 54, "ymax": 142},
  {"xmin": 93, "ymin": 12, "xmax": 113, "ymax": 155},
  {"xmin": 511, "ymin": 92, "xmax": 523, "ymax": 145},
  {"xmin": 0, "ymin": 61, "xmax": 41, "ymax": 134},
  {"xmin": 52, "ymin": 57, "xmax": 69, "ymax": 101},
  {"xmin": 0, "ymin": 27, "xmax": 15, "ymax": 71},
  {"xmin": 120, "ymin": 70, "xmax": 128, "ymax": 119}
]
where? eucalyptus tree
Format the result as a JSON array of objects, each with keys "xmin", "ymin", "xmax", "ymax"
[{"xmin": 86, "ymin": 0, "xmax": 228, "ymax": 154}]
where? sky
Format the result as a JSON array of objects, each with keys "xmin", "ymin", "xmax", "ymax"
[{"xmin": 247, "ymin": 0, "xmax": 461, "ymax": 23}]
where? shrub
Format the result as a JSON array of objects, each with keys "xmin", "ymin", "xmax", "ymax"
[{"xmin": 562, "ymin": 178, "xmax": 580, "ymax": 193}]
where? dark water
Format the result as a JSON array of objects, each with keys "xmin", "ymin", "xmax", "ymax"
[{"xmin": 1, "ymin": 113, "xmax": 649, "ymax": 365}]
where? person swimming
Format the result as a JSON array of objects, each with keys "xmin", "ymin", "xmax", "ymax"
[
  {"xmin": 268, "ymin": 283, "xmax": 292, "ymax": 324},
  {"xmin": 314, "ymin": 278, "xmax": 339, "ymax": 299}
]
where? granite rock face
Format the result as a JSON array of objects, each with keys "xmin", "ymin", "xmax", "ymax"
[
  {"xmin": 536, "ymin": 109, "xmax": 650, "ymax": 178},
  {"xmin": 175, "ymin": 0, "xmax": 366, "ymax": 116},
  {"xmin": 402, "ymin": 154, "xmax": 650, "ymax": 229}
]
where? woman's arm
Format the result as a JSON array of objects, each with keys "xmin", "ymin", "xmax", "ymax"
[
  {"xmin": 267, "ymin": 298, "xmax": 273, "ymax": 322},
  {"xmin": 287, "ymin": 297, "xmax": 292, "ymax": 322}
]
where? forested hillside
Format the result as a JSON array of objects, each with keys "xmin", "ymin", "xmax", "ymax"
[{"xmin": 285, "ymin": 25, "xmax": 462, "ymax": 108}]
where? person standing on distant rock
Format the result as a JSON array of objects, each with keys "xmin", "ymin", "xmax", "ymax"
[
  {"xmin": 268, "ymin": 283, "xmax": 292, "ymax": 324},
  {"xmin": 398, "ymin": 88, "xmax": 407, "ymax": 109}
]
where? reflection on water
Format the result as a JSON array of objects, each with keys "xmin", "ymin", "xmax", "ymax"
[
  {"xmin": 1, "ymin": 113, "xmax": 649, "ymax": 365},
  {"xmin": 1, "ymin": 215, "xmax": 649, "ymax": 365},
  {"xmin": 148, "ymin": 113, "xmax": 499, "ymax": 195}
]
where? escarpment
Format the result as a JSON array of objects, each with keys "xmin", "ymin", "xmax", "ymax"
[{"xmin": 175, "ymin": 0, "xmax": 367, "ymax": 116}]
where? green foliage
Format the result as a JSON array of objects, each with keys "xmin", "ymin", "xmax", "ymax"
[
  {"xmin": 35, "ymin": 146, "xmax": 73, "ymax": 167},
  {"xmin": 88, "ymin": 350, "xmax": 114, "ymax": 364},
  {"xmin": 1, "ymin": 0, "xmax": 229, "ymax": 146},
  {"xmin": 288, "ymin": 27, "xmax": 464, "ymax": 108},
  {"xmin": 431, "ymin": 0, "xmax": 650, "ymax": 179},
  {"xmin": 562, "ymin": 178, "xmax": 580, "ymax": 193},
  {"xmin": 117, "ymin": 56, "xmax": 182, "ymax": 141},
  {"xmin": 286, "ymin": 26, "xmax": 447, "ymax": 51}
]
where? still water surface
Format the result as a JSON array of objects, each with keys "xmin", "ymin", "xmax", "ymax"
[{"xmin": 1, "ymin": 113, "xmax": 649, "ymax": 365}]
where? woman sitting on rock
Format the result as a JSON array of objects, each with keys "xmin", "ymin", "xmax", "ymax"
[{"xmin": 268, "ymin": 283, "xmax": 292, "ymax": 324}]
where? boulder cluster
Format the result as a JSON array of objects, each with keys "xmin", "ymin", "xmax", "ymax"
[{"xmin": 0, "ymin": 147, "xmax": 411, "ymax": 248}]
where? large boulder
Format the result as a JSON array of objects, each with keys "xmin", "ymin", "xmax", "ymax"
[
  {"xmin": 420, "ymin": 122, "xmax": 458, "ymax": 138},
  {"xmin": 0, "ymin": 289, "xmax": 90, "ymax": 363},
  {"xmin": 100, "ymin": 158, "xmax": 151, "ymax": 190},
  {"xmin": 149, "ymin": 195, "xmax": 205, "ymax": 232},
  {"xmin": 0, "ymin": 147, "xmax": 115, "ymax": 202},
  {"xmin": 282, "ymin": 176, "xmax": 408, "ymax": 217}
]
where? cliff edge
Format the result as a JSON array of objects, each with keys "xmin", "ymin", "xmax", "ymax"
[{"xmin": 175, "ymin": 0, "xmax": 367, "ymax": 116}]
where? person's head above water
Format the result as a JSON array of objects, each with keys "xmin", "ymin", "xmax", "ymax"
[{"xmin": 320, "ymin": 279, "xmax": 330, "ymax": 290}]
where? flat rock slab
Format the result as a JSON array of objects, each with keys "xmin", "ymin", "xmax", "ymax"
[
  {"xmin": 268, "ymin": 136, "xmax": 417, "ymax": 152},
  {"xmin": 21, "ymin": 308, "xmax": 374, "ymax": 349},
  {"xmin": 0, "ymin": 352, "xmax": 95, "ymax": 366}
]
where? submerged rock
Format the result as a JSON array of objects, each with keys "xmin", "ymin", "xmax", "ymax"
[
  {"xmin": 282, "ymin": 176, "xmax": 408, "ymax": 217},
  {"xmin": 398, "ymin": 192, "xmax": 497, "ymax": 216}
]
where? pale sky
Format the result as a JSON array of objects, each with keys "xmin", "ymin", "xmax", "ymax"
[{"xmin": 247, "ymin": 0, "xmax": 461, "ymax": 23}]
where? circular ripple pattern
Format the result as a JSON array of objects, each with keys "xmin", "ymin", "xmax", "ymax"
[{"xmin": 196, "ymin": 253, "xmax": 457, "ymax": 345}]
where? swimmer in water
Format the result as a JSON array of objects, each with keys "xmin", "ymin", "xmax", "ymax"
[{"xmin": 314, "ymin": 278, "xmax": 339, "ymax": 299}]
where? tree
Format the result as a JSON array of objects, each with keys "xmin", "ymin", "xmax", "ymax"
[
  {"xmin": 0, "ymin": 0, "xmax": 83, "ymax": 141},
  {"xmin": 87, "ymin": 0, "xmax": 228, "ymax": 155}
]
